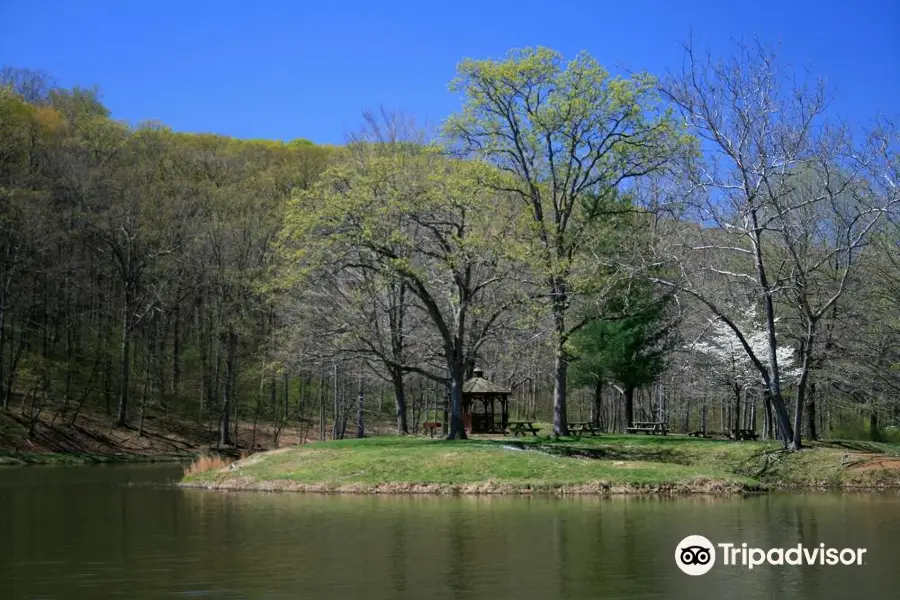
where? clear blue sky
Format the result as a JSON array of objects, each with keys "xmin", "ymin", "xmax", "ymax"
[{"xmin": 1, "ymin": 0, "xmax": 897, "ymax": 145}]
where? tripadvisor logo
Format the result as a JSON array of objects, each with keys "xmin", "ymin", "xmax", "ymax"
[
  {"xmin": 675, "ymin": 535, "xmax": 867, "ymax": 576},
  {"xmin": 675, "ymin": 535, "xmax": 716, "ymax": 575}
]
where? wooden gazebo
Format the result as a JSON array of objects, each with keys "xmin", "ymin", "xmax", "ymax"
[{"xmin": 462, "ymin": 368, "xmax": 510, "ymax": 434}]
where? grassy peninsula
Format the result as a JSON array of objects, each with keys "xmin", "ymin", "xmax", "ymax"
[{"xmin": 180, "ymin": 434, "xmax": 900, "ymax": 495}]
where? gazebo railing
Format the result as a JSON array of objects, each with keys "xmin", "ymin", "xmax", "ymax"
[{"xmin": 471, "ymin": 414, "xmax": 507, "ymax": 432}]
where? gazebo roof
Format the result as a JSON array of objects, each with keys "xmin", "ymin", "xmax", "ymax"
[{"xmin": 463, "ymin": 372, "xmax": 510, "ymax": 395}]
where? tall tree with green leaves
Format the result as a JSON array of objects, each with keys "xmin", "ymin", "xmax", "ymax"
[
  {"xmin": 279, "ymin": 136, "xmax": 525, "ymax": 439},
  {"xmin": 568, "ymin": 287, "xmax": 676, "ymax": 430},
  {"xmin": 445, "ymin": 47, "xmax": 685, "ymax": 435}
]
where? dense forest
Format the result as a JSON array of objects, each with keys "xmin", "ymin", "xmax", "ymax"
[{"xmin": 1, "ymin": 41, "xmax": 897, "ymax": 453}]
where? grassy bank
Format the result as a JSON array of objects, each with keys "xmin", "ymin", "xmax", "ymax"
[{"xmin": 179, "ymin": 435, "xmax": 900, "ymax": 495}]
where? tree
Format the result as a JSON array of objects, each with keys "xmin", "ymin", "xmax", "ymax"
[
  {"xmin": 0, "ymin": 67, "xmax": 55, "ymax": 103},
  {"xmin": 568, "ymin": 286, "xmax": 676, "ymax": 429},
  {"xmin": 691, "ymin": 306, "xmax": 800, "ymax": 436},
  {"xmin": 446, "ymin": 47, "xmax": 685, "ymax": 435},
  {"xmin": 280, "ymin": 137, "xmax": 526, "ymax": 439},
  {"xmin": 283, "ymin": 113, "xmax": 437, "ymax": 435},
  {"xmin": 0, "ymin": 87, "xmax": 58, "ymax": 410},
  {"xmin": 653, "ymin": 40, "xmax": 896, "ymax": 449},
  {"xmin": 87, "ymin": 126, "xmax": 192, "ymax": 426}
]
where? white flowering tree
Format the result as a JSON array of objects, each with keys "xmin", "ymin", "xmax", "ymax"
[{"xmin": 691, "ymin": 307, "xmax": 800, "ymax": 436}]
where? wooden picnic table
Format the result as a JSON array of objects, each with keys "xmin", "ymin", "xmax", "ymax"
[
  {"xmin": 732, "ymin": 428, "xmax": 759, "ymax": 441},
  {"xmin": 507, "ymin": 421, "xmax": 540, "ymax": 436},
  {"xmin": 626, "ymin": 421, "xmax": 669, "ymax": 435},
  {"xmin": 568, "ymin": 422, "xmax": 602, "ymax": 436}
]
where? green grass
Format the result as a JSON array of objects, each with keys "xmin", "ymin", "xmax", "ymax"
[
  {"xmin": 182, "ymin": 434, "xmax": 900, "ymax": 494},
  {"xmin": 506, "ymin": 434, "xmax": 900, "ymax": 487}
]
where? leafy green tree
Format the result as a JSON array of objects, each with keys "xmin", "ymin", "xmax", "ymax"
[
  {"xmin": 279, "ymin": 136, "xmax": 526, "ymax": 439},
  {"xmin": 568, "ymin": 289, "xmax": 676, "ymax": 429},
  {"xmin": 446, "ymin": 47, "xmax": 686, "ymax": 435}
]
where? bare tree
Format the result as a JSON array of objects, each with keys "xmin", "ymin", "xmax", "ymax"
[{"xmin": 654, "ymin": 40, "xmax": 897, "ymax": 449}]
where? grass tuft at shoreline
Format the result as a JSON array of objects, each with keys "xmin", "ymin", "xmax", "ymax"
[
  {"xmin": 179, "ymin": 435, "xmax": 900, "ymax": 495},
  {"xmin": 184, "ymin": 453, "xmax": 237, "ymax": 476}
]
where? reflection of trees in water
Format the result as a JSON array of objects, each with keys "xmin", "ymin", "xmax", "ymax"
[
  {"xmin": 445, "ymin": 515, "xmax": 472, "ymax": 599},
  {"xmin": 553, "ymin": 513, "xmax": 571, "ymax": 598},
  {"xmin": 389, "ymin": 520, "xmax": 408, "ymax": 596},
  {"xmin": 793, "ymin": 503, "xmax": 823, "ymax": 596}
]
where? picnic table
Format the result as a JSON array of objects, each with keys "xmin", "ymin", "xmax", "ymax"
[
  {"xmin": 732, "ymin": 428, "xmax": 759, "ymax": 441},
  {"xmin": 507, "ymin": 420, "xmax": 541, "ymax": 436},
  {"xmin": 568, "ymin": 422, "xmax": 602, "ymax": 436},
  {"xmin": 626, "ymin": 421, "xmax": 669, "ymax": 435}
]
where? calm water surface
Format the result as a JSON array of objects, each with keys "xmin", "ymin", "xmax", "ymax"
[{"xmin": 1, "ymin": 464, "xmax": 899, "ymax": 599}]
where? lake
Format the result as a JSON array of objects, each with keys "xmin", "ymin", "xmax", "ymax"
[{"xmin": 1, "ymin": 464, "xmax": 899, "ymax": 599}]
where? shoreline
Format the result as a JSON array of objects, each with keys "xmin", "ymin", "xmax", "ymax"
[
  {"xmin": 177, "ymin": 436, "xmax": 900, "ymax": 496},
  {"xmin": 178, "ymin": 477, "xmax": 763, "ymax": 496},
  {"xmin": 8, "ymin": 436, "xmax": 900, "ymax": 494},
  {"xmin": 178, "ymin": 477, "xmax": 900, "ymax": 496},
  {"xmin": 0, "ymin": 451, "xmax": 195, "ymax": 466}
]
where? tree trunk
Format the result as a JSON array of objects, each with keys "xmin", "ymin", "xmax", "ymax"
[
  {"xmin": 733, "ymin": 387, "xmax": 741, "ymax": 436},
  {"xmin": 592, "ymin": 378, "xmax": 602, "ymax": 427},
  {"xmin": 700, "ymin": 404, "xmax": 707, "ymax": 434},
  {"xmin": 219, "ymin": 331, "xmax": 235, "ymax": 447},
  {"xmin": 792, "ymin": 333, "xmax": 815, "ymax": 449},
  {"xmin": 154, "ymin": 317, "xmax": 165, "ymax": 412},
  {"xmin": 318, "ymin": 370, "xmax": 326, "ymax": 441},
  {"xmin": 60, "ymin": 304, "xmax": 74, "ymax": 420},
  {"xmin": 356, "ymin": 380, "xmax": 365, "ymax": 438},
  {"xmin": 212, "ymin": 329, "xmax": 222, "ymax": 423},
  {"xmin": 749, "ymin": 214, "xmax": 795, "ymax": 448},
  {"xmin": 657, "ymin": 382, "xmax": 666, "ymax": 424},
  {"xmin": 624, "ymin": 385, "xmax": 635, "ymax": 429},
  {"xmin": 195, "ymin": 301, "xmax": 208, "ymax": 423},
  {"xmin": 332, "ymin": 362, "xmax": 339, "ymax": 440},
  {"xmin": 269, "ymin": 375, "xmax": 277, "ymax": 416},
  {"xmin": 720, "ymin": 397, "xmax": 726, "ymax": 433},
  {"xmin": 283, "ymin": 373, "xmax": 289, "ymax": 422},
  {"xmin": 171, "ymin": 304, "xmax": 181, "ymax": 394},
  {"xmin": 232, "ymin": 352, "xmax": 240, "ymax": 446},
  {"xmin": 870, "ymin": 409, "xmax": 880, "ymax": 442},
  {"xmin": 117, "ymin": 301, "xmax": 131, "ymax": 427},
  {"xmin": 0, "ymin": 304, "xmax": 6, "ymax": 410},
  {"xmin": 138, "ymin": 347, "xmax": 150, "ymax": 437},
  {"xmin": 806, "ymin": 382, "xmax": 817, "ymax": 441},
  {"xmin": 552, "ymin": 292, "xmax": 570, "ymax": 436},
  {"xmin": 749, "ymin": 396, "xmax": 756, "ymax": 431},
  {"xmin": 446, "ymin": 362, "xmax": 467, "ymax": 440},
  {"xmin": 391, "ymin": 369, "xmax": 408, "ymax": 434}
]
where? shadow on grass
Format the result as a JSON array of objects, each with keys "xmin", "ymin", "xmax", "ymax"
[
  {"xmin": 814, "ymin": 439, "xmax": 900, "ymax": 456},
  {"xmin": 307, "ymin": 436, "xmax": 492, "ymax": 450},
  {"xmin": 484, "ymin": 438, "xmax": 695, "ymax": 465}
]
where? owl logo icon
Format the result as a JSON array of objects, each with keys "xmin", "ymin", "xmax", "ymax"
[{"xmin": 675, "ymin": 535, "xmax": 716, "ymax": 575}]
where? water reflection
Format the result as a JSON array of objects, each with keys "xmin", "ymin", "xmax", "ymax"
[{"xmin": 0, "ymin": 466, "xmax": 899, "ymax": 599}]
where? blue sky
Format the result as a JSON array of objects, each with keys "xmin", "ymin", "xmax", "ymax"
[{"xmin": 1, "ymin": 0, "xmax": 897, "ymax": 145}]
